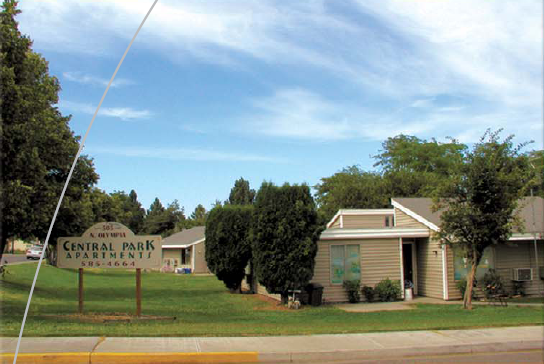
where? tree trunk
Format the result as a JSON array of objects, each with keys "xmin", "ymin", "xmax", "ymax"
[
  {"xmin": 0, "ymin": 237, "xmax": 7, "ymax": 262},
  {"xmin": 281, "ymin": 293, "xmax": 289, "ymax": 305},
  {"xmin": 463, "ymin": 256, "xmax": 478, "ymax": 310}
]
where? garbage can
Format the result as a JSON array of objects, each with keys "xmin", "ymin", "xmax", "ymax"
[
  {"xmin": 310, "ymin": 283, "xmax": 324, "ymax": 306},
  {"xmin": 404, "ymin": 288, "xmax": 413, "ymax": 301}
]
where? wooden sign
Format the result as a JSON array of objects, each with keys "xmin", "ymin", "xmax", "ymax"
[
  {"xmin": 57, "ymin": 222, "xmax": 161, "ymax": 316},
  {"xmin": 57, "ymin": 222, "xmax": 161, "ymax": 269}
]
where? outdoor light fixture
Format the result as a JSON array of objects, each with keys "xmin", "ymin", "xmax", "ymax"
[{"xmin": 433, "ymin": 250, "xmax": 438, "ymax": 256}]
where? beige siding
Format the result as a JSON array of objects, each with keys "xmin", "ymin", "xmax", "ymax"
[
  {"xmin": 162, "ymin": 249, "xmax": 180, "ymax": 262},
  {"xmin": 446, "ymin": 246, "xmax": 462, "ymax": 300},
  {"xmin": 395, "ymin": 209, "xmax": 427, "ymax": 229},
  {"xmin": 495, "ymin": 241, "xmax": 544, "ymax": 297},
  {"xmin": 342, "ymin": 215, "xmax": 389, "ymax": 229},
  {"xmin": 192, "ymin": 241, "xmax": 210, "ymax": 274},
  {"xmin": 447, "ymin": 241, "xmax": 544, "ymax": 299},
  {"xmin": 416, "ymin": 238, "xmax": 444, "ymax": 299},
  {"xmin": 312, "ymin": 238, "xmax": 401, "ymax": 303}
]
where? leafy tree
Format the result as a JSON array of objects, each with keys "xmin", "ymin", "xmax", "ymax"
[
  {"xmin": 189, "ymin": 204, "xmax": 207, "ymax": 227},
  {"xmin": 0, "ymin": 0, "xmax": 97, "ymax": 259},
  {"xmin": 525, "ymin": 150, "xmax": 543, "ymax": 198},
  {"xmin": 433, "ymin": 130, "xmax": 533, "ymax": 309},
  {"xmin": 375, "ymin": 134, "xmax": 466, "ymax": 198},
  {"xmin": 205, "ymin": 205, "xmax": 253, "ymax": 292},
  {"xmin": 252, "ymin": 182, "xmax": 323, "ymax": 303},
  {"xmin": 143, "ymin": 198, "xmax": 185, "ymax": 236},
  {"xmin": 315, "ymin": 166, "xmax": 389, "ymax": 220},
  {"xmin": 227, "ymin": 177, "xmax": 255, "ymax": 205},
  {"xmin": 374, "ymin": 134, "xmax": 466, "ymax": 175},
  {"xmin": 110, "ymin": 190, "xmax": 146, "ymax": 234}
]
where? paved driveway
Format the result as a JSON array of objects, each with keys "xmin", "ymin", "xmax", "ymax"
[{"xmin": 1, "ymin": 254, "xmax": 35, "ymax": 265}]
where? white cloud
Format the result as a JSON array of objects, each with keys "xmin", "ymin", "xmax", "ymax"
[
  {"xmin": 243, "ymin": 88, "xmax": 542, "ymax": 145},
  {"xmin": 242, "ymin": 88, "xmax": 439, "ymax": 142},
  {"xmin": 60, "ymin": 101, "xmax": 151, "ymax": 120},
  {"xmin": 87, "ymin": 146, "xmax": 284, "ymax": 163},
  {"xmin": 63, "ymin": 72, "xmax": 134, "ymax": 88},
  {"xmin": 19, "ymin": 0, "xmax": 542, "ymax": 145}
]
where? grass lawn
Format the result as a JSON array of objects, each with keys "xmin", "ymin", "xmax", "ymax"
[{"xmin": 1, "ymin": 263, "xmax": 543, "ymax": 337}]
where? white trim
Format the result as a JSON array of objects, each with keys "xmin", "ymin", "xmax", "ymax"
[
  {"xmin": 321, "ymin": 228, "xmax": 430, "ymax": 240},
  {"xmin": 326, "ymin": 209, "xmax": 395, "ymax": 229},
  {"xmin": 399, "ymin": 238, "xmax": 404, "ymax": 299},
  {"xmin": 191, "ymin": 243, "xmax": 195, "ymax": 272},
  {"xmin": 326, "ymin": 211, "xmax": 342, "ymax": 229},
  {"xmin": 162, "ymin": 238, "xmax": 205, "ymax": 250},
  {"xmin": 442, "ymin": 244, "xmax": 449, "ymax": 300},
  {"xmin": 510, "ymin": 233, "xmax": 543, "ymax": 241},
  {"xmin": 391, "ymin": 200, "xmax": 440, "ymax": 231},
  {"xmin": 340, "ymin": 215, "xmax": 344, "ymax": 228},
  {"xmin": 339, "ymin": 209, "xmax": 395, "ymax": 215}
]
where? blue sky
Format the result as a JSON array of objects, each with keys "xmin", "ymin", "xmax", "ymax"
[{"xmin": 18, "ymin": 0, "xmax": 543, "ymax": 215}]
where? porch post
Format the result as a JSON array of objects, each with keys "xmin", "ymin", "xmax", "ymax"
[{"xmin": 399, "ymin": 238, "xmax": 404, "ymax": 299}]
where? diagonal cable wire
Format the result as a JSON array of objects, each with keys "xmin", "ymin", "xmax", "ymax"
[{"xmin": 13, "ymin": 1, "xmax": 159, "ymax": 362}]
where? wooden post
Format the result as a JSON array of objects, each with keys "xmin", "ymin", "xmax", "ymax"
[
  {"xmin": 78, "ymin": 268, "xmax": 84, "ymax": 314},
  {"xmin": 136, "ymin": 268, "xmax": 142, "ymax": 317}
]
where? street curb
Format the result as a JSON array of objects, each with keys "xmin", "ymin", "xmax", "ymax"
[
  {"xmin": 1, "ymin": 351, "xmax": 259, "ymax": 364},
  {"xmin": 258, "ymin": 340, "xmax": 544, "ymax": 363},
  {"xmin": 2, "ymin": 341, "xmax": 542, "ymax": 363}
]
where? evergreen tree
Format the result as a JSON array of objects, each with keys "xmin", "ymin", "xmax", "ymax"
[
  {"xmin": 252, "ymin": 182, "xmax": 323, "ymax": 303},
  {"xmin": 227, "ymin": 177, "xmax": 255, "ymax": 205},
  {"xmin": 205, "ymin": 205, "xmax": 253, "ymax": 292}
]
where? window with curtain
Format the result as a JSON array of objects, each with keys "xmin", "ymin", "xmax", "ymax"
[
  {"xmin": 453, "ymin": 246, "xmax": 494, "ymax": 281},
  {"xmin": 331, "ymin": 244, "xmax": 361, "ymax": 284}
]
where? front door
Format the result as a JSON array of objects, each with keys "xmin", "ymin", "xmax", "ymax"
[{"xmin": 403, "ymin": 243, "xmax": 413, "ymax": 285}]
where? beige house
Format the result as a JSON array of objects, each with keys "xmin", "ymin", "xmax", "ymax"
[
  {"xmin": 313, "ymin": 197, "xmax": 544, "ymax": 303},
  {"xmin": 161, "ymin": 226, "xmax": 210, "ymax": 274}
]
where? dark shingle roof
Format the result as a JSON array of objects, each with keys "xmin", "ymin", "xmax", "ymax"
[
  {"xmin": 393, "ymin": 197, "xmax": 544, "ymax": 233},
  {"xmin": 162, "ymin": 226, "xmax": 205, "ymax": 246}
]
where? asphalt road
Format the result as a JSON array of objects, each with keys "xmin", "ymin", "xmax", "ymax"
[
  {"xmin": 332, "ymin": 350, "xmax": 544, "ymax": 363},
  {"xmin": 1, "ymin": 253, "xmax": 35, "ymax": 265}
]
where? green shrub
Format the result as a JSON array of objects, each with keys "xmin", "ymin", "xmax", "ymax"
[
  {"xmin": 361, "ymin": 285, "xmax": 375, "ymax": 303},
  {"xmin": 374, "ymin": 278, "xmax": 401, "ymax": 302},
  {"xmin": 480, "ymin": 269, "xmax": 505, "ymax": 298},
  {"xmin": 456, "ymin": 278, "xmax": 476, "ymax": 298},
  {"xmin": 343, "ymin": 280, "xmax": 361, "ymax": 303}
]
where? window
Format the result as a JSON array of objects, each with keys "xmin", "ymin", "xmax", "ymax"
[
  {"xmin": 453, "ymin": 246, "xmax": 494, "ymax": 281},
  {"xmin": 385, "ymin": 216, "xmax": 390, "ymax": 227},
  {"xmin": 331, "ymin": 244, "xmax": 361, "ymax": 284}
]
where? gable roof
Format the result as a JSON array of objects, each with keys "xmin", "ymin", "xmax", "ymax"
[
  {"xmin": 392, "ymin": 197, "xmax": 544, "ymax": 234},
  {"xmin": 162, "ymin": 226, "xmax": 205, "ymax": 247}
]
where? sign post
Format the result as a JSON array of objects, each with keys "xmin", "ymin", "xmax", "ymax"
[
  {"xmin": 78, "ymin": 268, "xmax": 84, "ymax": 314},
  {"xmin": 136, "ymin": 268, "xmax": 142, "ymax": 316},
  {"xmin": 58, "ymin": 222, "xmax": 161, "ymax": 316}
]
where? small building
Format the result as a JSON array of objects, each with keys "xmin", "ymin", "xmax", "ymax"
[
  {"xmin": 161, "ymin": 226, "xmax": 210, "ymax": 274},
  {"xmin": 312, "ymin": 197, "xmax": 544, "ymax": 303}
]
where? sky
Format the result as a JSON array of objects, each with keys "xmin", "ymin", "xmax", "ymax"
[{"xmin": 17, "ymin": 0, "xmax": 543, "ymax": 215}]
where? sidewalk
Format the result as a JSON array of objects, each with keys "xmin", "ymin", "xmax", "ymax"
[
  {"xmin": 334, "ymin": 296, "xmax": 544, "ymax": 312},
  {"xmin": 1, "ymin": 326, "xmax": 543, "ymax": 363}
]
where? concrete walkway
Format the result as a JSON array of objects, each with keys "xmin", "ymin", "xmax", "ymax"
[
  {"xmin": 334, "ymin": 296, "xmax": 544, "ymax": 312},
  {"xmin": 1, "ymin": 326, "xmax": 543, "ymax": 363}
]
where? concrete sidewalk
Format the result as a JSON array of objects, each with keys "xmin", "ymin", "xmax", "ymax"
[
  {"xmin": 1, "ymin": 326, "xmax": 543, "ymax": 363},
  {"xmin": 335, "ymin": 296, "xmax": 544, "ymax": 312}
]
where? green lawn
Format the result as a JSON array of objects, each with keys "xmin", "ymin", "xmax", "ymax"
[{"xmin": 1, "ymin": 263, "xmax": 543, "ymax": 337}]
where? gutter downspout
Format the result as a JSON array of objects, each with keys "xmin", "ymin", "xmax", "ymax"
[{"xmin": 530, "ymin": 189, "xmax": 539, "ymax": 278}]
